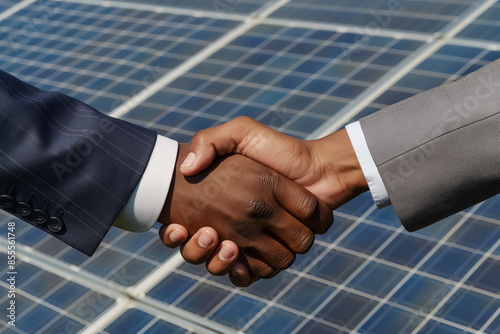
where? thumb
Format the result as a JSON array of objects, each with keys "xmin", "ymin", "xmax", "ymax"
[{"xmin": 180, "ymin": 117, "xmax": 256, "ymax": 176}]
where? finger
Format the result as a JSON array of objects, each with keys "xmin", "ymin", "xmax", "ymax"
[
  {"xmin": 179, "ymin": 227, "xmax": 219, "ymax": 265},
  {"xmin": 229, "ymin": 252, "xmax": 278, "ymax": 287},
  {"xmin": 205, "ymin": 240, "xmax": 239, "ymax": 276},
  {"xmin": 273, "ymin": 174, "xmax": 334, "ymax": 235},
  {"xmin": 241, "ymin": 243, "xmax": 293, "ymax": 275},
  {"xmin": 180, "ymin": 116, "xmax": 260, "ymax": 176},
  {"xmin": 228, "ymin": 262, "xmax": 255, "ymax": 287},
  {"xmin": 265, "ymin": 213, "xmax": 315, "ymax": 254},
  {"xmin": 158, "ymin": 224, "xmax": 189, "ymax": 248}
]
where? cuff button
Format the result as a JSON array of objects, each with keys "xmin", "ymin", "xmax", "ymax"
[
  {"xmin": 0, "ymin": 195, "xmax": 15, "ymax": 209},
  {"xmin": 15, "ymin": 202, "xmax": 33, "ymax": 217},
  {"xmin": 48, "ymin": 213, "xmax": 64, "ymax": 233},
  {"xmin": 32, "ymin": 210, "xmax": 49, "ymax": 225}
]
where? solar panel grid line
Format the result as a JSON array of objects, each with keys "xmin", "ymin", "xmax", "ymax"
[
  {"xmin": 109, "ymin": 0, "xmax": 292, "ymax": 119},
  {"xmin": 277, "ymin": 269, "xmax": 485, "ymax": 334},
  {"xmin": 307, "ymin": 0, "xmax": 497, "ymax": 140},
  {"xmin": 479, "ymin": 306, "xmax": 500, "ymax": 334},
  {"xmin": 0, "ymin": 5, "xmax": 243, "ymax": 114},
  {"xmin": 186, "ymin": 270, "xmax": 356, "ymax": 333},
  {"xmin": 3, "ymin": 6, "xmax": 228, "ymax": 53},
  {"xmin": 261, "ymin": 17, "xmax": 435, "ymax": 42},
  {"xmin": 145, "ymin": 53, "xmax": 362, "ymax": 102},
  {"xmin": 0, "ymin": 239, "xmax": 231, "ymax": 334},
  {"xmin": 427, "ymin": 48, "xmax": 492, "ymax": 84},
  {"xmin": 438, "ymin": 0, "xmax": 498, "ymax": 38},
  {"xmin": 271, "ymin": 38, "xmax": 402, "ymax": 133},
  {"xmin": 238, "ymin": 205, "xmax": 377, "ymax": 332},
  {"xmin": 159, "ymin": 27, "xmax": 330, "ymax": 135},
  {"xmin": 305, "ymin": 35, "xmax": 450, "ymax": 139},
  {"xmin": 320, "ymin": 212, "xmax": 497, "ymax": 279},
  {"xmin": 273, "ymin": 1, "xmax": 469, "ymax": 21},
  {"xmin": 358, "ymin": 47, "xmax": 494, "ymax": 119},
  {"xmin": 57, "ymin": 0, "xmax": 252, "ymax": 22},
  {"xmin": 1, "ymin": 10, "xmax": 218, "ymax": 107},
  {"xmin": 134, "ymin": 296, "xmax": 238, "ymax": 334},
  {"xmin": 169, "ymin": 266, "xmax": 355, "ymax": 333},
  {"xmin": 0, "ymin": 0, "xmax": 34, "ymax": 23},
  {"xmin": 409, "ymin": 238, "xmax": 500, "ymax": 333},
  {"xmin": 65, "ymin": 0, "xmax": 479, "ymax": 46},
  {"xmin": 450, "ymin": 36, "xmax": 500, "ymax": 50},
  {"xmin": 0, "ymin": 239, "xmax": 126, "ymax": 298},
  {"xmin": 466, "ymin": 212, "xmax": 500, "ymax": 228},
  {"xmin": 134, "ymin": 70, "xmax": 336, "ymax": 129},
  {"xmin": 128, "ymin": 304, "xmax": 229, "ymax": 334},
  {"xmin": 0, "ymin": 278, "xmax": 88, "ymax": 330},
  {"xmin": 80, "ymin": 297, "xmax": 130, "ymax": 334},
  {"xmin": 313, "ymin": 243, "xmax": 500, "ymax": 301},
  {"xmin": 126, "ymin": 253, "xmax": 185, "ymax": 297},
  {"xmin": 351, "ymin": 202, "xmax": 484, "ymax": 333},
  {"xmin": 289, "ymin": 226, "xmax": 408, "ymax": 334}
]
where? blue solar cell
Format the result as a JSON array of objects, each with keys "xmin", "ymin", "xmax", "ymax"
[
  {"xmin": 278, "ymin": 278, "xmax": 333, "ymax": 314},
  {"xmin": 436, "ymin": 289, "xmax": 500, "ymax": 331},
  {"xmin": 421, "ymin": 245, "xmax": 482, "ymax": 281},
  {"xmin": 448, "ymin": 218, "xmax": 500, "ymax": 252},
  {"xmin": 311, "ymin": 249, "xmax": 365, "ymax": 283},
  {"xmin": 17, "ymin": 305, "xmax": 61, "ymax": 333},
  {"xmin": 359, "ymin": 304, "xmax": 423, "ymax": 333},
  {"xmin": 378, "ymin": 234, "xmax": 437, "ymax": 267},
  {"xmin": 348, "ymin": 261, "xmax": 408, "ymax": 298},
  {"xmin": 146, "ymin": 320, "xmax": 190, "ymax": 334},
  {"xmin": 104, "ymin": 309, "xmax": 155, "ymax": 334},
  {"xmin": 420, "ymin": 320, "xmax": 476, "ymax": 334},
  {"xmin": 44, "ymin": 317, "xmax": 86, "ymax": 334},
  {"xmin": 147, "ymin": 272, "xmax": 198, "ymax": 304},
  {"xmin": 339, "ymin": 223, "xmax": 393, "ymax": 254},
  {"xmin": 391, "ymin": 274, "xmax": 453, "ymax": 310},
  {"xmin": 316, "ymin": 290, "xmax": 378, "ymax": 330},
  {"xmin": 209, "ymin": 295, "xmax": 265, "ymax": 330},
  {"xmin": 177, "ymin": 283, "xmax": 230, "ymax": 317},
  {"xmin": 465, "ymin": 258, "xmax": 500, "ymax": 294},
  {"xmin": 246, "ymin": 307, "xmax": 305, "ymax": 333}
]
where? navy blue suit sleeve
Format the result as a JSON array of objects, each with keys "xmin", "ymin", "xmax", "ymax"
[{"xmin": 0, "ymin": 70, "xmax": 157, "ymax": 255}]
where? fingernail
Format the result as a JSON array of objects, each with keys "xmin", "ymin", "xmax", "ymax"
[
  {"xmin": 198, "ymin": 231, "xmax": 214, "ymax": 248},
  {"xmin": 218, "ymin": 246, "xmax": 235, "ymax": 262},
  {"xmin": 169, "ymin": 231, "xmax": 183, "ymax": 243},
  {"xmin": 181, "ymin": 152, "xmax": 196, "ymax": 168}
]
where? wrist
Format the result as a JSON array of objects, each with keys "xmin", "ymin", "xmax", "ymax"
[{"xmin": 310, "ymin": 129, "xmax": 369, "ymax": 208}]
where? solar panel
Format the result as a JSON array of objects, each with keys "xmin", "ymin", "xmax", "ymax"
[{"xmin": 0, "ymin": 0, "xmax": 498, "ymax": 333}]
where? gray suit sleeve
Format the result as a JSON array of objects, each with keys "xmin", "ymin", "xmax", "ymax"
[{"xmin": 360, "ymin": 59, "xmax": 500, "ymax": 231}]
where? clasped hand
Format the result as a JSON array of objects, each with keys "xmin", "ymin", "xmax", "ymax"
[{"xmin": 158, "ymin": 117, "xmax": 368, "ymax": 287}]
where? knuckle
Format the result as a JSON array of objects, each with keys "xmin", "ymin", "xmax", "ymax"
[
  {"xmin": 258, "ymin": 168, "xmax": 279, "ymax": 188},
  {"xmin": 192, "ymin": 130, "xmax": 210, "ymax": 145},
  {"xmin": 246, "ymin": 197, "xmax": 275, "ymax": 220},
  {"xmin": 252, "ymin": 263, "xmax": 275, "ymax": 278},
  {"xmin": 296, "ymin": 230, "xmax": 315, "ymax": 254},
  {"xmin": 299, "ymin": 193, "xmax": 320, "ymax": 221},
  {"xmin": 234, "ymin": 115, "xmax": 254, "ymax": 127},
  {"xmin": 276, "ymin": 252, "xmax": 296, "ymax": 271},
  {"xmin": 263, "ymin": 269, "xmax": 281, "ymax": 280}
]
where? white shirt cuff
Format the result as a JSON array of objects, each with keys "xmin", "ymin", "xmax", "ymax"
[
  {"xmin": 346, "ymin": 121, "xmax": 391, "ymax": 208},
  {"xmin": 113, "ymin": 135, "xmax": 178, "ymax": 232}
]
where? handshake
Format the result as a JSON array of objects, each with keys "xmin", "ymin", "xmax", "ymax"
[{"xmin": 157, "ymin": 116, "xmax": 369, "ymax": 287}]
